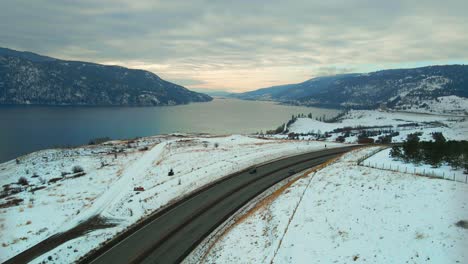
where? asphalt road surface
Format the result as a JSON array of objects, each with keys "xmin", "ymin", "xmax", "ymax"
[{"xmin": 84, "ymin": 146, "xmax": 357, "ymax": 264}]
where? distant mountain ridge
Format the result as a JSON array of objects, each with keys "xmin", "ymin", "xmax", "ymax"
[
  {"xmin": 235, "ymin": 65, "xmax": 468, "ymax": 112},
  {"xmin": 0, "ymin": 47, "xmax": 212, "ymax": 106}
]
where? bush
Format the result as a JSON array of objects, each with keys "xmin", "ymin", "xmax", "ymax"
[
  {"xmin": 358, "ymin": 137, "xmax": 374, "ymax": 144},
  {"xmin": 72, "ymin": 166, "xmax": 84, "ymax": 173},
  {"xmin": 335, "ymin": 136, "xmax": 346, "ymax": 143},
  {"xmin": 214, "ymin": 143, "xmax": 219, "ymax": 148},
  {"xmin": 88, "ymin": 137, "xmax": 111, "ymax": 145},
  {"xmin": 18, "ymin": 176, "xmax": 29, "ymax": 186},
  {"xmin": 139, "ymin": 146, "xmax": 149, "ymax": 151}
]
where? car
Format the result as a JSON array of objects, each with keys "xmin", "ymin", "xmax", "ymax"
[
  {"xmin": 288, "ymin": 169, "xmax": 295, "ymax": 175},
  {"xmin": 249, "ymin": 168, "xmax": 257, "ymax": 174}
]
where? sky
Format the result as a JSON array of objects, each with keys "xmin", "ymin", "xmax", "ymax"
[{"xmin": 1, "ymin": 0, "xmax": 467, "ymax": 92}]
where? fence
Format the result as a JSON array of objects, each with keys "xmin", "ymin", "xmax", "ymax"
[
  {"xmin": 360, "ymin": 156, "xmax": 468, "ymax": 184},
  {"xmin": 356, "ymin": 146, "xmax": 387, "ymax": 166}
]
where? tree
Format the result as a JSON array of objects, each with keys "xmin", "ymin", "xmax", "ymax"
[
  {"xmin": 390, "ymin": 146, "xmax": 402, "ymax": 159},
  {"xmin": 432, "ymin": 132, "xmax": 446, "ymax": 144},
  {"xmin": 72, "ymin": 165, "xmax": 84, "ymax": 173},
  {"xmin": 18, "ymin": 176, "xmax": 29, "ymax": 186},
  {"xmin": 403, "ymin": 133, "xmax": 421, "ymax": 162}
]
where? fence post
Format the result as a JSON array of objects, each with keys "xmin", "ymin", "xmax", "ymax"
[{"xmin": 465, "ymin": 175, "xmax": 467, "ymax": 183}]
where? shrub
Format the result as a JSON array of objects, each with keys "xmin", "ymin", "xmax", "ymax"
[
  {"xmin": 88, "ymin": 137, "xmax": 111, "ymax": 145},
  {"xmin": 214, "ymin": 143, "xmax": 219, "ymax": 148},
  {"xmin": 72, "ymin": 166, "xmax": 84, "ymax": 173},
  {"xmin": 139, "ymin": 146, "xmax": 149, "ymax": 151},
  {"xmin": 357, "ymin": 137, "xmax": 374, "ymax": 144},
  {"xmin": 335, "ymin": 136, "xmax": 346, "ymax": 143},
  {"xmin": 18, "ymin": 177, "xmax": 29, "ymax": 186}
]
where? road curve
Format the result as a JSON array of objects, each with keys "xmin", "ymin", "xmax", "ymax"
[{"xmin": 81, "ymin": 146, "xmax": 357, "ymax": 264}]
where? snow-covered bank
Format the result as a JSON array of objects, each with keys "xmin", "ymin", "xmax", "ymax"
[
  {"xmin": 276, "ymin": 109, "xmax": 468, "ymax": 143},
  {"xmin": 0, "ymin": 134, "xmax": 343, "ymax": 263},
  {"xmin": 363, "ymin": 148, "xmax": 467, "ymax": 183},
  {"xmin": 394, "ymin": 95, "xmax": 468, "ymax": 116},
  {"xmin": 198, "ymin": 147, "xmax": 468, "ymax": 263}
]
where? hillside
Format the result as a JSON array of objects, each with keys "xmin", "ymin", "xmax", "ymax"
[
  {"xmin": 236, "ymin": 65, "xmax": 468, "ymax": 113},
  {"xmin": 0, "ymin": 48, "xmax": 212, "ymax": 106},
  {"xmin": 0, "ymin": 135, "xmax": 337, "ymax": 263}
]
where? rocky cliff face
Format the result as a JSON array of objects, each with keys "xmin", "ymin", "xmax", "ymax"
[{"xmin": 0, "ymin": 48, "xmax": 212, "ymax": 106}]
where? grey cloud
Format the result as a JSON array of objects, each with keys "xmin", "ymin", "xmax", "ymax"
[{"xmin": 1, "ymin": 0, "xmax": 467, "ymax": 90}]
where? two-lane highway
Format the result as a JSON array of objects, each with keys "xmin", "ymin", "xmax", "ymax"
[{"xmin": 83, "ymin": 146, "xmax": 357, "ymax": 264}]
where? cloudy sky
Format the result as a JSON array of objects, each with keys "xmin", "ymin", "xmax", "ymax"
[{"xmin": 1, "ymin": 0, "xmax": 467, "ymax": 92}]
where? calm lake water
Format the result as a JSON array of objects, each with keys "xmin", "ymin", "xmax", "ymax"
[{"xmin": 0, "ymin": 98, "xmax": 339, "ymax": 162}]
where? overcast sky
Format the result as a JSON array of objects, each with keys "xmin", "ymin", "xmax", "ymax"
[{"xmin": 1, "ymin": 0, "xmax": 467, "ymax": 92}]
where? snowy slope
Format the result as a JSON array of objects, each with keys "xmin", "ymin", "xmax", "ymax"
[
  {"xmin": 0, "ymin": 135, "xmax": 342, "ymax": 263},
  {"xmin": 394, "ymin": 95, "xmax": 468, "ymax": 115},
  {"xmin": 236, "ymin": 65, "xmax": 468, "ymax": 111},
  {"xmin": 197, "ymin": 147, "xmax": 468, "ymax": 263},
  {"xmin": 363, "ymin": 148, "xmax": 467, "ymax": 182},
  {"xmin": 284, "ymin": 110, "xmax": 468, "ymax": 143}
]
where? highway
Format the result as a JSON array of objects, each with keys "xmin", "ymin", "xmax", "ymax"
[{"xmin": 83, "ymin": 146, "xmax": 357, "ymax": 264}]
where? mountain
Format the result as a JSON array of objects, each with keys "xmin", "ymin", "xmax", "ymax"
[
  {"xmin": 0, "ymin": 47, "xmax": 212, "ymax": 106},
  {"xmin": 190, "ymin": 88, "xmax": 234, "ymax": 97},
  {"xmin": 236, "ymin": 65, "xmax": 468, "ymax": 111}
]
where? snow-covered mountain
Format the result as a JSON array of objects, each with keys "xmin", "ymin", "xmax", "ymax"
[
  {"xmin": 0, "ymin": 47, "xmax": 212, "ymax": 106},
  {"xmin": 236, "ymin": 65, "xmax": 468, "ymax": 114}
]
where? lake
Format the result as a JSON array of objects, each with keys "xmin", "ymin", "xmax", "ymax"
[{"xmin": 0, "ymin": 98, "xmax": 339, "ymax": 162}]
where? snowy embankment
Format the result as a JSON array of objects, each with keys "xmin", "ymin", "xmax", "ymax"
[
  {"xmin": 363, "ymin": 148, "xmax": 468, "ymax": 183},
  {"xmin": 0, "ymin": 134, "xmax": 342, "ymax": 263},
  {"xmin": 394, "ymin": 95, "xmax": 468, "ymax": 116},
  {"xmin": 278, "ymin": 109, "xmax": 468, "ymax": 143},
  {"xmin": 195, "ymin": 147, "xmax": 468, "ymax": 263}
]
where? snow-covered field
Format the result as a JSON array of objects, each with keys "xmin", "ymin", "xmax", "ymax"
[
  {"xmin": 196, "ymin": 147, "xmax": 468, "ymax": 263},
  {"xmin": 280, "ymin": 109, "xmax": 468, "ymax": 143},
  {"xmin": 394, "ymin": 95, "xmax": 468, "ymax": 116},
  {"xmin": 363, "ymin": 148, "xmax": 468, "ymax": 183},
  {"xmin": 0, "ymin": 134, "xmax": 342, "ymax": 263}
]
